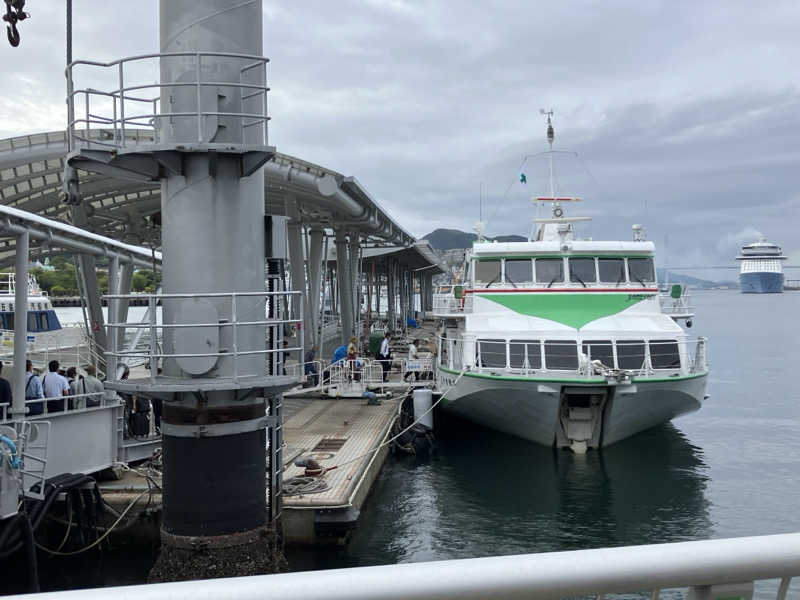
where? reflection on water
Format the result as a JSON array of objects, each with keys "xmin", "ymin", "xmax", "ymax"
[{"xmin": 287, "ymin": 415, "xmax": 711, "ymax": 571}]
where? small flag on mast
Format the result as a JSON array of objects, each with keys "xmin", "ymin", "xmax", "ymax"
[{"xmin": 520, "ymin": 173, "xmax": 527, "ymax": 184}]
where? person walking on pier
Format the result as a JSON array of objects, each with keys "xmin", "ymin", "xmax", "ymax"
[
  {"xmin": 404, "ymin": 339, "xmax": 420, "ymax": 382},
  {"xmin": 24, "ymin": 360, "xmax": 44, "ymax": 415},
  {"xmin": 378, "ymin": 331, "xmax": 392, "ymax": 382},
  {"xmin": 304, "ymin": 345, "xmax": 319, "ymax": 387},
  {"xmin": 42, "ymin": 360, "xmax": 69, "ymax": 413}
]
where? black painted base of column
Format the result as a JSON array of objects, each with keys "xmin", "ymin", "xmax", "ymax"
[{"xmin": 148, "ymin": 525, "xmax": 287, "ymax": 583}]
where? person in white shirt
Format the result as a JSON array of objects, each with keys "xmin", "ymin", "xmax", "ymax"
[
  {"xmin": 42, "ymin": 360, "xmax": 70, "ymax": 413},
  {"xmin": 71, "ymin": 364, "xmax": 105, "ymax": 408},
  {"xmin": 404, "ymin": 339, "xmax": 419, "ymax": 381},
  {"xmin": 379, "ymin": 331, "xmax": 392, "ymax": 382}
]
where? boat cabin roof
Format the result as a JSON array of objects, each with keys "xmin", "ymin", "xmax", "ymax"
[{"xmin": 472, "ymin": 240, "xmax": 655, "ymax": 258}]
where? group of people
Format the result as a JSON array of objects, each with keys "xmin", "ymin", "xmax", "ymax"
[{"xmin": 0, "ymin": 359, "xmax": 105, "ymax": 416}]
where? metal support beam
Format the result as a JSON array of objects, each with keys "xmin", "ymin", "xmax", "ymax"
[
  {"xmin": 349, "ymin": 236, "xmax": 360, "ymax": 340},
  {"xmin": 72, "ymin": 205, "xmax": 108, "ymax": 355},
  {"xmin": 107, "ymin": 255, "xmax": 120, "ymax": 379},
  {"xmin": 286, "ymin": 211, "xmax": 307, "ymax": 351},
  {"xmin": 335, "ymin": 229, "xmax": 353, "ymax": 345},
  {"xmin": 11, "ymin": 231, "xmax": 28, "ymax": 417},
  {"xmin": 116, "ymin": 261, "xmax": 134, "ymax": 355},
  {"xmin": 307, "ymin": 228, "xmax": 324, "ymax": 347}
]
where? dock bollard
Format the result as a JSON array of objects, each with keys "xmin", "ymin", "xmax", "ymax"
[{"xmin": 412, "ymin": 389, "xmax": 434, "ymax": 430}]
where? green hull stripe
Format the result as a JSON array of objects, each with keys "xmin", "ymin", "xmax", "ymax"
[
  {"xmin": 478, "ymin": 292, "xmax": 652, "ymax": 328},
  {"xmin": 438, "ymin": 365, "xmax": 708, "ymax": 384}
]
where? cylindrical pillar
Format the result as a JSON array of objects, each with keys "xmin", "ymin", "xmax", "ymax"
[
  {"xmin": 148, "ymin": 0, "xmax": 282, "ymax": 583},
  {"xmin": 11, "ymin": 231, "xmax": 28, "ymax": 417},
  {"xmin": 307, "ymin": 228, "xmax": 324, "ymax": 347}
]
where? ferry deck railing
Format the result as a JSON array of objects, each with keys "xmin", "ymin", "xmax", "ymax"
[
  {"xmin": 11, "ymin": 532, "xmax": 799, "ymax": 600},
  {"xmin": 437, "ymin": 336, "xmax": 708, "ymax": 379},
  {"xmin": 0, "ymin": 392, "xmax": 109, "ymax": 422},
  {"xmin": 66, "ymin": 51, "xmax": 269, "ymax": 152},
  {"xmin": 104, "ymin": 290, "xmax": 302, "ymax": 384},
  {"xmin": 0, "ymin": 325, "xmax": 107, "ymax": 378}
]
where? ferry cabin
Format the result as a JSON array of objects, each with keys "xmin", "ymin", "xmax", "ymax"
[{"xmin": 437, "ymin": 240, "xmax": 700, "ymax": 380}]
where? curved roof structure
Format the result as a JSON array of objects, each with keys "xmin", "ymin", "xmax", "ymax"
[{"xmin": 0, "ymin": 129, "xmax": 418, "ymax": 268}]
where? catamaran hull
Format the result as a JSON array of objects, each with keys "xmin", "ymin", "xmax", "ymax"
[{"xmin": 436, "ymin": 369, "xmax": 707, "ymax": 448}]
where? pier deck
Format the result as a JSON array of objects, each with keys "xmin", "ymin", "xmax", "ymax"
[{"xmin": 281, "ymin": 394, "xmax": 400, "ymax": 543}]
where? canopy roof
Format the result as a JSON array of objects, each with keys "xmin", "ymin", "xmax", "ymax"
[{"xmin": 0, "ymin": 129, "xmax": 418, "ymax": 268}]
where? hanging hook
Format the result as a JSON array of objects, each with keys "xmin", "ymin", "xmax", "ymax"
[{"xmin": 6, "ymin": 21, "xmax": 18, "ymax": 46}]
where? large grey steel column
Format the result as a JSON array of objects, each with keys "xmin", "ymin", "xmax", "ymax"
[
  {"xmin": 11, "ymin": 231, "xmax": 28, "ymax": 418},
  {"xmin": 143, "ymin": 0, "xmax": 284, "ymax": 582}
]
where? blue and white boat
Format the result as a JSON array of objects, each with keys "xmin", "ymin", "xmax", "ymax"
[
  {"xmin": 737, "ymin": 239, "xmax": 786, "ymax": 294},
  {"xmin": 0, "ymin": 272, "xmax": 62, "ymax": 332}
]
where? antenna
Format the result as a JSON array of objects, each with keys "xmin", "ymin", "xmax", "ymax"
[{"xmin": 540, "ymin": 108, "xmax": 554, "ymax": 149}]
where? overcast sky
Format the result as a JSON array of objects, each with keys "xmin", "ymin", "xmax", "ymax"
[{"xmin": 2, "ymin": 1, "xmax": 799, "ymax": 274}]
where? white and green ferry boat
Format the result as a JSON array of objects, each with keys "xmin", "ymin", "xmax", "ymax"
[{"xmin": 432, "ymin": 119, "xmax": 708, "ymax": 452}]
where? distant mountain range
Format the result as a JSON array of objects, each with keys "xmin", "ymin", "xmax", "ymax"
[{"xmin": 423, "ymin": 228, "xmax": 527, "ymax": 250}]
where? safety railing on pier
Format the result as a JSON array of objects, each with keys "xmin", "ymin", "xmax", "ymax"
[
  {"xmin": 0, "ymin": 391, "xmax": 108, "ymax": 423},
  {"xmin": 14, "ymin": 532, "xmax": 799, "ymax": 600},
  {"xmin": 438, "ymin": 335, "xmax": 708, "ymax": 379},
  {"xmin": 66, "ymin": 51, "xmax": 270, "ymax": 152},
  {"xmin": 0, "ymin": 325, "xmax": 106, "ymax": 378},
  {"xmin": 104, "ymin": 290, "xmax": 302, "ymax": 384}
]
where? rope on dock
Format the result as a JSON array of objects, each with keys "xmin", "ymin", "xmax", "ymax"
[
  {"xmin": 318, "ymin": 368, "xmax": 468, "ymax": 474},
  {"xmin": 35, "ymin": 488, "xmax": 149, "ymax": 556}
]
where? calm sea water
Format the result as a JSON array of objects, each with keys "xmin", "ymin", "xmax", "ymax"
[{"xmin": 22, "ymin": 291, "xmax": 800, "ymax": 595}]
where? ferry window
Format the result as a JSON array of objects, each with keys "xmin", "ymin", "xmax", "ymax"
[
  {"xmin": 4, "ymin": 313, "xmax": 12, "ymax": 329},
  {"xmin": 598, "ymin": 258, "xmax": 626, "ymax": 284},
  {"xmin": 504, "ymin": 259, "xmax": 533, "ymax": 284},
  {"xmin": 474, "ymin": 260, "xmax": 501, "ymax": 286},
  {"xmin": 569, "ymin": 258, "xmax": 597, "ymax": 284},
  {"xmin": 39, "ymin": 312, "xmax": 48, "ymax": 330},
  {"xmin": 582, "ymin": 340, "xmax": 613, "ymax": 367},
  {"xmin": 650, "ymin": 340, "xmax": 681, "ymax": 369},
  {"xmin": 628, "ymin": 258, "xmax": 655, "ymax": 284},
  {"xmin": 535, "ymin": 259, "xmax": 564, "ymax": 285},
  {"xmin": 544, "ymin": 340, "xmax": 578, "ymax": 370},
  {"xmin": 617, "ymin": 340, "xmax": 646, "ymax": 370},
  {"xmin": 478, "ymin": 339, "xmax": 506, "ymax": 368},
  {"xmin": 509, "ymin": 339, "xmax": 541, "ymax": 369}
]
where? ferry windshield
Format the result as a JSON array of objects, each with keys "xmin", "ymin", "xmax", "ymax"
[
  {"xmin": 505, "ymin": 259, "xmax": 533, "ymax": 284},
  {"xmin": 598, "ymin": 258, "xmax": 626, "ymax": 284},
  {"xmin": 535, "ymin": 259, "xmax": 564, "ymax": 285},
  {"xmin": 628, "ymin": 258, "xmax": 655, "ymax": 284},
  {"xmin": 474, "ymin": 259, "xmax": 501, "ymax": 286},
  {"xmin": 569, "ymin": 258, "xmax": 597, "ymax": 285}
]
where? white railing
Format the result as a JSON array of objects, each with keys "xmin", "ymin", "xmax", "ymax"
[
  {"xmin": 0, "ymin": 325, "xmax": 106, "ymax": 377},
  {"xmin": 432, "ymin": 292, "xmax": 473, "ymax": 314},
  {"xmin": 660, "ymin": 284, "xmax": 694, "ymax": 318},
  {"xmin": 104, "ymin": 290, "xmax": 302, "ymax": 383},
  {"xmin": 438, "ymin": 336, "xmax": 708, "ymax": 379},
  {"xmin": 67, "ymin": 51, "xmax": 270, "ymax": 152},
  {"xmin": 284, "ymin": 360, "xmax": 325, "ymax": 391},
  {"xmin": 0, "ymin": 391, "xmax": 109, "ymax": 422},
  {"xmin": 11, "ymin": 533, "xmax": 799, "ymax": 600}
]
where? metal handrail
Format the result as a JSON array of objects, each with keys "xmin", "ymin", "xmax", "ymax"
[
  {"xmin": 437, "ymin": 335, "xmax": 708, "ymax": 377},
  {"xmin": 103, "ymin": 290, "xmax": 303, "ymax": 383},
  {"xmin": 0, "ymin": 391, "xmax": 109, "ymax": 422},
  {"xmin": 66, "ymin": 51, "xmax": 270, "ymax": 151},
  {"xmin": 11, "ymin": 532, "xmax": 799, "ymax": 600}
]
